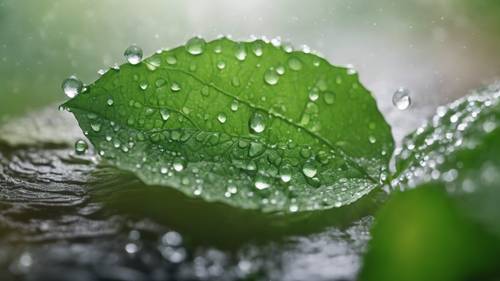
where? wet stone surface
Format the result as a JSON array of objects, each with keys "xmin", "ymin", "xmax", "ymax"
[{"xmin": 0, "ymin": 108, "xmax": 373, "ymax": 281}]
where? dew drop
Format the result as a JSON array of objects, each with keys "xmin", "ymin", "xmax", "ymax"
[
  {"xmin": 216, "ymin": 60, "xmax": 226, "ymax": 70},
  {"xmin": 185, "ymin": 37, "xmax": 205, "ymax": 55},
  {"xmin": 91, "ymin": 122, "xmax": 101, "ymax": 132},
  {"xmin": 107, "ymin": 98, "xmax": 114, "ymax": 106},
  {"xmin": 62, "ymin": 75, "xmax": 83, "ymax": 98},
  {"xmin": 254, "ymin": 176, "xmax": 270, "ymax": 190},
  {"xmin": 230, "ymin": 100, "xmax": 239, "ymax": 112},
  {"xmin": 323, "ymin": 91, "xmax": 335, "ymax": 105},
  {"xmin": 276, "ymin": 65, "xmax": 285, "ymax": 75},
  {"xmin": 74, "ymin": 139, "xmax": 88, "ymax": 155},
  {"xmin": 160, "ymin": 109, "xmax": 170, "ymax": 121},
  {"xmin": 392, "ymin": 88, "xmax": 411, "ymax": 110},
  {"xmin": 166, "ymin": 55, "xmax": 177, "ymax": 65},
  {"xmin": 252, "ymin": 42, "xmax": 263, "ymax": 57},
  {"xmin": 288, "ymin": 57, "xmax": 303, "ymax": 71},
  {"xmin": 217, "ymin": 112, "xmax": 227, "ymax": 124},
  {"xmin": 308, "ymin": 88, "xmax": 319, "ymax": 102},
  {"xmin": 139, "ymin": 81, "xmax": 148, "ymax": 90},
  {"xmin": 279, "ymin": 165, "xmax": 292, "ymax": 183},
  {"xmin": 234, "ymin": 44, "xmax": 247, "ymax": 61},
  {"xmin": 264, "ymin": 68, "xmax": 279, "ymax": 85},
  {"xmin": 302, "ymin": 161, "xmax": 317, "ymax": 178},
  {"xmin": 289, "ymin": 205, "xmax": 299, "ymax": 212},
  {"xmin": 171, "ymin": 82, "xmax": 181, "ymax": 92},
  {"xmin": 173, "ymin": 160, "xmax": 184, "ymax": 172},
  {"xmin": 124, "ymin": 45, "xmax": 143, "ymax": 65},
  {"xmin": 249, "ymin": 112, "xmax": 266, "ymax": 134}
]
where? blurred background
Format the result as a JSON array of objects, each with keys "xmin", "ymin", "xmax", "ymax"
[{"xmin": 1, "ymin": 0, "xmax": 500, "ymax": 140}]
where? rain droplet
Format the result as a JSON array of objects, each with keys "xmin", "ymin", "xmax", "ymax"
[
  {"xmin": 217, "ymin": 112, "xmax": 227, "ymax": 124},
  {"xmin": 252, "ymin": 42, "xmax": 263, "ymax": 57},
  {"xmin": 235, "ymin": 44, "xmax": 247, "ymax": 61},
  {"xmin": 173, "ymin": 160, "xmax": 184, "ymax": 172},
  {"xmin": 216, "ymin": 60, "xmax": 226, "ymax": 70},
  {"xmin": 279, "ymin": 165, "xmax": 292, "ymax": 183},
  {"xmin": 264, "ymin": 68, "xmax": 279, "ymax": 85},
  {"xmin": 230, "ymin": 100, "xmax": 239, "ymax": 112},
  {"xmin": 186, "ymin": 37, "xmax": 205, "ymax": 55},
  {"xmin": 160, "ymin": 109, "xmax": 170, "ymax": 121},
  {"xmin": 74, "ymin": 139, "xmax": 88, "ymax": 155},
  {"xmin": 124, "ymin": 45, "xmax": 143, "ymax": 65},
  {"xmin": 249, "ymin": 112, "xmax": 266, "ymax": 134},
  {"xmin": 276, "ymin": 65, "xmax": 285, "ymax": 75},
  {"xmin": 62, "ymin": 75, "xmax": 83, "ymax": 98},
  {"xmin": 254, "ymin": 176, "xmax": 270, "ymax": 190},
  {"xmin": 139, "ymin": 81, "xmax": 148, "ymax": 90},
  {"xmin": 107, "ymin": 98, "xmax": 114, "ymax": 106},
  {"xmin": 302, "ymin": 161, "xmax": 317, "ymax": 178},
  {"xmin": 171, "ymin": 82, "xmax": 181, "ymax": 92},
  {"xmin": 308, "ymin": 88, "xmax": 319, "ymax": 101},
  {"xmin": 323, "ymin": 91, "xmax": 335, "ymax": 105},
  {"xmin": 166, "ymin": 55, "xmax": 177, "ymax": 65},
  {"xmin": 288, "ymin": 57, "xmax": 303, "ymax": 71},
  {"xmin": 392, "ymin": 88, "xmax": 411, "ymax": 110}
]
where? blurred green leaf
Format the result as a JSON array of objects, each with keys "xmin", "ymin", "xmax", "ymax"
[
  {"xmin": 63, "ymin": 37, "xmax": 393, "ymax": 213},
  {"xmin": 393, "ymin": 84, "xmax": 500, "ymax": 238},
  {"xmin": 360, "ymin": 186, "xmax": 499, "ymax": 281}
]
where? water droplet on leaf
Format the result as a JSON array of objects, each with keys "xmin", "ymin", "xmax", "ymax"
[
  {"xmin": 392, "ymin": 88, "xmax": 411, "ymax": 110},
  {"xmin": 124, "ymin": 45, "xmax": 143, "ymax": 65},
  {"xmin": 62, "ymin": 75, "xmax": 83, "ymax": 98}
]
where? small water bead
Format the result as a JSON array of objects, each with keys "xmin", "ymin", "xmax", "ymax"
[
  {"xmin": 186, "ymin": 37, "xmax": 206, "ymax": 55},
  {"xmin": 91, "ymin": 122, "xmax": 102, "ymax": 132},
  {"xmin": 216, "ymin": 60, "xmax": 226, "ymax": 70},
  {"xmin": 276, "ymin": 65, "xmax": 285, "ymax": 75},
  {"xmin": 97, "ymin": 69, "xmax": 107, "ymax": 76},
  {"xmin": 170, "ymin": 82, "xmax": 181, "ymax": 92},
  {"xmin": 74, "ymin": 139, "xmax": 88, "ymax": 155},
  {"xmin": 323, "ymin": 91, "xmax": 335, "ymax": 105},
  {"xmin": 289, "ymin": 204, "xmax": 299, "ymax": 212},
  {"xmin": 62, "ymin": 75, "xmax": 83, "ymax": 98},
  {"xmin": 392, "ymin": 87, "xmax": 412, "ymax": 110},
  {"xmin": 213, "ymin": 44, "xmax": 222, "ymax": 54},
  {"xmin": 279, "ymin": 165, "xmax": 292, "ymax": 183},
  {"xmin": 173, "ymin": 160, "xmax": 184, "ymax": 172},
  {"xmin": 107, "ymin": 98, "xmax": 114, "ymax": 106},
  {"xmin": 302, "ymin": 161, "xmax": 317, "ymax": 178},
  {"xmin": 166, "ymin": 55, "xmax": 177, "ymax": 65},
  {"xmin": 217, "ymin": 112, "xmax": 227, "ymax": 124},
  {"xmin": 252, "ymin": 42, "xmax": 263, "ymax": 57},
  {"xmin": 254, "ymin": 176, "xmax": 270, "ymax": 190},
  {"xmin": 160, "ymin": 109, "xmax": 170, "ymax": 121},
  {"xmin": 139, "ymin": 81, "xmax": 148, "ymax": 90},
  {"xmin": 231, "ymin": 77, "xmax": 240, "ymax": 87},
  {"xmin": 230, "ymin": 100, "xmax": 239, "ymax": 112},
  {"xmin": 264, "ymin": 68, "xmax": 279, "ymax": 85},
  {"xmin": 287, "ymin": 57, "xmax": 303, "ymax": 71},
  {"xmin": 249, "ymin": 112, "xmax": 267, "ymax": 134},
  {"xmin": 234, "ymin": 45, "xmax": 247, "ymax": 61},
  {"xmin": 124, "ymin": 45, "xmax": 143, "ymax": 65},
  {"xmin": 308, "ymin": 88, "xmax": 319, "ymax": 102}
]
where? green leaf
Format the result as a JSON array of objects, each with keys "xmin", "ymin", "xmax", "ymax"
[
  {"xmin": 393, "ymin": 84, "xmax": 500, "ymax": 237},
  {"xmin": 63, "ymin": 37, "xmax": 393, "ymax": 213},
  {"xmin": 360, "ymin": 186, "xmax": 499, "ymax": 281}
]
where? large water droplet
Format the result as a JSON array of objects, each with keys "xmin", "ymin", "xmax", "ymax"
[
  {"xmin": 264, "ymin": 68, "xmax": 279, "ymax": 85},
  {"xmin": 185, "ymin": 37, "xmax": 206, "ymax": 56},
  {"xmin": 392, "ymin": 88, "xmax": 411, "ymax": 110},
  {"xmin": 74, "ymin": 139, "xmax": 88, "ymax": 155},
  {"xmin": 62, "ymin": 75, "xmax": 83, "ymax": 98},
  {"xmin": 124, "ymin": 45, "xmax": 143, "ymax": 65},
  {"xmin": 249, "ymin": 112, "xmax": 266, "ymax": 134}
]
